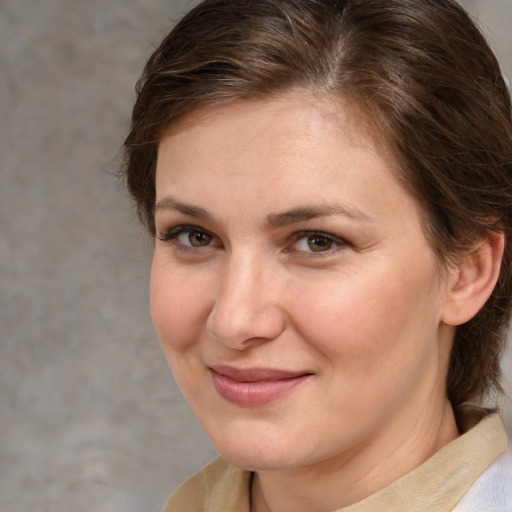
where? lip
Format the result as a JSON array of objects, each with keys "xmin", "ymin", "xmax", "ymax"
[{"xmin": 209, "ymin": 365, "xmax": 312, "ymax": 407}]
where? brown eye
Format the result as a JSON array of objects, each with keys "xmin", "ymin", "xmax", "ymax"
[
  {"xmin": 157, "ymin": 225, "xmax": 219, "ymax": 250},
  {"xmin": 289, "ymin": 231, "xmax": 344, "ymax": 254},
  {"xmin": 188, "ymin": 230, "xmax": 212, "ymax": 247},
  {"xmin": 306, "ymin": 235, "xmax": 334, "ymax": 252}
]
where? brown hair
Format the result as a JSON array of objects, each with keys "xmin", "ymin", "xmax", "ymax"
[{"xmin": 123, "ymin": 0, "xmax": 512, "ymax": 405}]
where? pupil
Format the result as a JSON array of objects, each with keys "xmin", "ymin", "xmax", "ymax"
[
  {"xmin": 190, "ymin": 231, "xmax": 209, "ymax": 246},
  {"xmin": 308, "ymin": 236, "xmax": 331, "ymax": 252}
]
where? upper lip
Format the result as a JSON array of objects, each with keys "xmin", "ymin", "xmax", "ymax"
[{"xmin": 210, "ymin": 365, "xmax": 311, "ymax": 382}]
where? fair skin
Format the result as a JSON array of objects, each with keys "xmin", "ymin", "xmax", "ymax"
[{"xmin": 151, "ymin": 92, "xmax": 500, "ymax": 512}]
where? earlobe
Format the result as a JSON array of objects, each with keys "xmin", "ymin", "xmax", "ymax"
[{"xmin": 442, "ymin": 231, "xmax": 505, "ymax": 326}]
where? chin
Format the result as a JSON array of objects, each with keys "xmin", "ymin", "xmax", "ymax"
[
  {"xmin": 220, "ymin": 448, "xmax": 297, "ymax": 472},
  {"xmin": 209, "ymin": 428, "xmax": 311, "ymax": 472}
]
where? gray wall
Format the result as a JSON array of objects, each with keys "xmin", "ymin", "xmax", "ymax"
[{"xmin": 1, "ymin": 1, "xmax": 511, "ymax": 511}]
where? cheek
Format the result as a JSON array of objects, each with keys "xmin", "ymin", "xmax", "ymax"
[
  {"xmin": 290, "ymin": 264, "xmax": 442, "ymax": 372},
  {"xmin": 150, "ymin": 259, "xmax": 213, "ymax": 352}
]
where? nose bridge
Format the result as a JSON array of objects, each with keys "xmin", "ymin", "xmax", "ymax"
[{"xmin": 207, "ymin": 249, "xmax": 285, "ymax": 348}]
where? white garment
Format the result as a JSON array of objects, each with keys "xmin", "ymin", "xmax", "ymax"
[{"xmin": 453, "ymin": 445, "xmax": 512, "ymax": 511}]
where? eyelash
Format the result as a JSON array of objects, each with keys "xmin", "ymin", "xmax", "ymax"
[
  {"xmin": 157, "ymin": 225, "xmax": 218, "ymax": 248},
  {"xmin": 288, "ymin": 231, "xmax": 347, "ymax": 255},
  {"xmin": 156, "ymin": 225, "xmax": 347, "ymax": 255}
]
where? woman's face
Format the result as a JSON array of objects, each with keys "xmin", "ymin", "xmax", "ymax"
[{"xmin": 151, "ymin": 92, "xmax": 455, "ymax": 472}]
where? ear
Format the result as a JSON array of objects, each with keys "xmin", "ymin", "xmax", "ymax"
[{"xmin": 442, "ymin": 231, "xmax": 505, "ymax": 326}]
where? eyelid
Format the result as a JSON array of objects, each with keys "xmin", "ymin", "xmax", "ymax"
[
  {"xmin": 156, "ymin": 224, "xmax": 219, "ymax": 245},
  {"xmin": 287, "ymin": 230, "xmax": 348, "ymax": 254}
]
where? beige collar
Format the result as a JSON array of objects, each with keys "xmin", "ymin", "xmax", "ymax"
[{"xmin": 338, "ymin": 410, "xmax": 507, "ymax": 511}]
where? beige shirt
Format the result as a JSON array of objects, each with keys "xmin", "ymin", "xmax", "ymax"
[{"xmin": 162, "ymin": 410, "xmax": 508, "ymax": 512}]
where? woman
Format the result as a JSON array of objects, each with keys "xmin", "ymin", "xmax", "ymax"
[{"xmin": 124, "ymin": 0, "xmax": 512, "ymax": 510}]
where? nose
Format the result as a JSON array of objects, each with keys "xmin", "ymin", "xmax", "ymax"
[{"xmin": 206, "ymin": 254, "xmax": 286, "ymax": 350}]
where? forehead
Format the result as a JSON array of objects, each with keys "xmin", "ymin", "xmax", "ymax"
[
  {"xmin": 154, "ymin": 92, "xmax": 426, "ymax": 236},
  {"xmin": 159, "ymin": 92, "xmax": 402, "ymax": 191},
  {"xmin": 169, "ymin": 89, "xmax": 378, "ymax": 135},
  {"xmin": 158, "ymin": 90, "xmax": 396, "ymax": 176}
]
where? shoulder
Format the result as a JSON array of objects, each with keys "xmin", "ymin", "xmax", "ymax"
[
  {"xmin": 161, "ymin": 457, "xmax": 252, "ymax": 512},
  {"xmin": 452, "ymin": 444, "xmax": 512, "ymax": 512}
]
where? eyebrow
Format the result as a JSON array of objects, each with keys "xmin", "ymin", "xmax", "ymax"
[
  {"xmin": 266, "ymin": 204, "xmax": 373, "ymax": 228},
  {"xmin": 154, "ymin": 197, "xmax": 372, "ymax": 228},
  {"xmin": 154, "ymin": 197, "xmax": 214, "ymax": 221}
]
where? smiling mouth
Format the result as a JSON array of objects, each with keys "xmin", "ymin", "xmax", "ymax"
[{"xmin": 209, "ymin": 365, "xmax": 312, "ymax": 407}]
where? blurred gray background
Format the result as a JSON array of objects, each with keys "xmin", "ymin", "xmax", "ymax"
[{"xmin": 1, "ymin": 1, "xmax": 511, "ymax": 511}]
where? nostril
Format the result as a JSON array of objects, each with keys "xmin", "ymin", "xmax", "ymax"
[{"xmin": 206, "ymin": 298, "xmax": 286, "ymax": 350}]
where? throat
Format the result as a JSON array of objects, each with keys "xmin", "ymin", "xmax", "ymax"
[{"xmin": 249, "ymin": 401, "xmax": 459, "ymax": 512}]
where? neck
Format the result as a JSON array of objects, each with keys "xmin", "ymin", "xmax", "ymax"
[{"xmin": 251, "ymin": 399, "xmax": 459, "ymax": 512}]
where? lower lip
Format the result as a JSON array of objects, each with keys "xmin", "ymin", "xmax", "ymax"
[{"xmin": 210, "ymin": 371, "xmax": 310, "ymax": 407}]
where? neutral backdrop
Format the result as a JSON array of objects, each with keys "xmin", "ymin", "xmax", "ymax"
[{"xmin": 1, "ymin": 1, "xmax": 511, "ymax": 511}]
